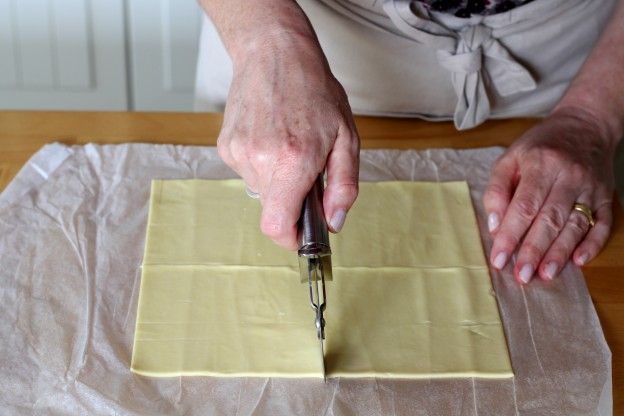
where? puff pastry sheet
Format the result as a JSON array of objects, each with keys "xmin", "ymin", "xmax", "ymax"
[{"xmin": 131, "ymin": 180, "xmax": 513, "ymax": 379}]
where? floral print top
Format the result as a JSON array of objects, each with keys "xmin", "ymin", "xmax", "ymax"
[{"xmin": 417, "ymin": 0, "xmax": 536, "ymax": 17}]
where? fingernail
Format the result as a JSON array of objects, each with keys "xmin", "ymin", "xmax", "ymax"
[
  {"xmin": 329, "ymin": 209, "xmax": 346, "ymax": 233},
  {"xmin": 492, "ymin": 252, "xmax": 508, "ymax": 269},
  {"xmin": 487, "ymin": 213, "xmax": 500, "ymax": 232},
  {"xmin": 519, "ymin": 264, "xmax": 534, "ymax": 284},
  {"xmin": 577, "ymin": 253, "xmax": 589, "ymax": 266},
  {"xmin": 544, "ymin": 262, "xmax": 557, "ymax": 280}
]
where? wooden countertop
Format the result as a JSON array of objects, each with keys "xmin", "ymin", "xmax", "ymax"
[{"xmin": 1, "ymin": 111, "xmax": 622, "ymax": 411}]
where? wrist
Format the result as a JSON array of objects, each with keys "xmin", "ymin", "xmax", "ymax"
[
  {"xmin": 201, "ymin": 0, "xmax": 323, "ymax": 69},
  {"xmin": 552, "ymin": 98, "xmax": 623, "ymax": 150},
  {"xmin": 228, "ymin": 26, "xmax": 324, "ymax": 70}
]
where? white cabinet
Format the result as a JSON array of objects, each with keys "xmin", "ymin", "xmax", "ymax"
[
  {"xmin": 0, "ymin": 0, "xmax": 128, "ymax": 110},
  {"xmin": 128, "ymin": 0, "xmax": 202, "ymax": 111},
  {"xmin": 0, "ymin": 0, "xmax": 203, "ymax": 111}
]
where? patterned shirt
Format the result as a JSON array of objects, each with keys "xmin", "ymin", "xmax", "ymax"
[{"xmin": 417, "ymin": 0, "xmax": 535, "ymax": 17}]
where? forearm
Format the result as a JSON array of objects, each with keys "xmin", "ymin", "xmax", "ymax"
[
  {"xmin": 198, "ymin": 0, "xmax": 325, "ymax": 66},
  {"xmin": 553, "ymin": 0, "xmax": 624, "ymax": 148}
]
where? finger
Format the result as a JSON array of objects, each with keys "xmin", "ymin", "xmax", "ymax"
[
  {"xmin": 216, "ymin": 133, "xmax": 235, "ymax": 167},
  {"xmin": 259, "ymin": 160, "xmax": 317, "ymax": 251},
  {"xmin": 573, "ymin": 201, "xmax": 613, "ymax": 266},
  {"xmin": 483, "ymin": 155, "xmax": 518, "ymax": 233},
  {"xmin": 538, "ymin": 201, "xmax": 592, "ymax": 281},
  {"xmin": 324, "ymin": 124, "xmax": 360, "ymax": 233},
  {"xmin": 489, "ymin": 171, "xmax": 554, "ymax": 271},
  {"xmin": 238, "ymin": 154, "xmax": 261, "ymax": 195},
  {"xmin": 513, "ymin": 182, "xmax": 581, "ymax": 283},
  {"xmin": 225, "ymin": 137, "xmax": 261, "ymax": 194}
]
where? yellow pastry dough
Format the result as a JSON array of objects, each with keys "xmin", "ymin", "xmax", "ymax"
[{"xmin": 131, "ymin": 180, "xmax": 513, "ymax": 379}]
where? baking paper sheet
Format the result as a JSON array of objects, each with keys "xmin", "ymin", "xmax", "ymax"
[{"xmin": 0, "ymin": 143, "xmax": 611, "ymax": 415}]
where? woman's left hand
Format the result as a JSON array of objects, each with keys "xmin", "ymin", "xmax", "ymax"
[{"xmin": 483, "ymin": 109, "xmax": 617, "ymax": 283}]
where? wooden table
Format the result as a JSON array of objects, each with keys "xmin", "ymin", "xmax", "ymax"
[{"xmin": 2, "ymin": 111, "xmax": 623, "ymax": 412}]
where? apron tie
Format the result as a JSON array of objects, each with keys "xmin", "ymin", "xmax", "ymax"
[{"xmin": 384, "ymin": 0, "xmax": 536, "ymax": 129}]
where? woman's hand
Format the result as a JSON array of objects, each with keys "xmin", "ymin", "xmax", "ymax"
[
  {"xmin": 217, "ymin": 31, "xmax": 360, "ymax": 250},
  {"xmin": 483, "ymin": 109, "xmax": 617, "ymax": 283}
]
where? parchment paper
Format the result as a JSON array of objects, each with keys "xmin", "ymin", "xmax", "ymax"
[{"xmin": 0, "ymin": 143, "xmax": 611, "ymax": 415}]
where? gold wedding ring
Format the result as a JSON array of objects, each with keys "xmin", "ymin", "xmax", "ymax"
[{"xmin": 572, "ymin": 202, "xmax": 595, "ymax": 227}]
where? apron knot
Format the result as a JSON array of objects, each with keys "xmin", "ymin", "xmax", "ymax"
[
  {"xmin": 438, "ymin": 24, "xmax": 536, "ymax": 129},
  {"xmin": 383, "ymin": 0, "xmax": 537, "ymax": 129},
  {"xmin": 437, "ymin": 25, "xmax": 491, "ymax": 74}
]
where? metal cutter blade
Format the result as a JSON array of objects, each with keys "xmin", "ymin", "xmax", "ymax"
[
  {"xmin": 320, "ymin": 336, "xmax": 326, "ymax": 381},
  {"xmin": 307, "ymin": 255, "xmax": 327, "ymax": 380},
  {"xmin": 298, "ymin": 174, "xmax": 331, "ymax": 381}
]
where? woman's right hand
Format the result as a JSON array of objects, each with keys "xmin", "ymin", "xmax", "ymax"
[{"xmin": 216, "ymin": 27, "xmax": 360, "ymax": 250}]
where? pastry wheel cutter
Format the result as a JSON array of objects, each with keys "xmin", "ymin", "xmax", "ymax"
[{"xmin": 297, "ymin": 174, "xmax": 332, "ymax": 381}]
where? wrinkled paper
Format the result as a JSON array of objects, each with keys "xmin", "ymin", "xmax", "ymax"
[{"xmin": 0, "ymin": 143, "xmax": 611, "ymax": 415}]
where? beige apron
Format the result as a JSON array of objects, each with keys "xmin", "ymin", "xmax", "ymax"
[{"xmin": 194, "ymin": 0, "xmax": 617, "ymax": 130}]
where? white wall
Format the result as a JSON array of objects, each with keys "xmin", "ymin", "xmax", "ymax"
[{"xmin": 0, "ymin": 0, "xmax": 202, "ymax": 111}]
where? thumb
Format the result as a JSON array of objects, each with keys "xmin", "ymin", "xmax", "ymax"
[
  {"xmin": 483, "ymin": 153, "xmax": 518, "ymax": 234},
  {"xmin": 323, "ymin": 124, "xmax": 360, "ymax": 233}
]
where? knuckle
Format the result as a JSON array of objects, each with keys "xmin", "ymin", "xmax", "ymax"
[
  {"xmin": 337, "ymin": 182, "xmax": 359, "ymax": 204},
  {"xmin": 493, "ymin": 152, "xmax": 513, "ymax": 169},
  {"xmin": 241, "ymin": 139, "xmax": 257, "ymax": 157},
  {"xmin": 485, "ymin": 183, "xmax": 509, "ymax": 200},
  {"xmin": 217, "ymin": 142, "xmax": 232, "ymax": 165},
  {"xmin": 540, "ymin": 148, "xmax": 563, "ymax": 164},
  {"xmin": 550, "ymin": 251, "xmax": 568, "ymax": 264},
  {"xmin": 595, "ymin": 221, "xmax": 612, "ymax": 236},
  {"xmin": 494, "ymin": 233, "xmax": 520, "ymax": 253},
  {"xmin": 548, "ymin": 238, "xmax": 575, "ymax": 261},
  {"xmin": 216, "ymin": 131, "xmax": 230, "ymax": 147},
  {"xmin": 596, "ymin": 202, "xmax": 614, "ymax": 227},
  {"xmin": 568, "ymin": 213, "xmax": 590, "ymax": 235},
  {"xmin": 533, "ymin": 145, "xmax": 569, "ymax": 165},
  {"xmin": 260, "ymin": 216, "xmax": 285, "ymax": 240},
  {"xmin": 588, "ymin": 222, "xmax": 610, "ymax": 246},
  {"xmin": 244, "ymin": 141, "xmax": 270, "ymax": 167},
  {"xmin": 544, "ymin": 249, "xmax": 566, "ymax": 265},
  {"xmin": 537, "ymin": 206, "xmax": 567, "ymax": 233},
  {"xmin": 229, "ymin": 138, "xmax": 248, "ymax": 160},
  {"xmin": 280, "ymin": 135, "xmax": 306, "ymax": 162},
  {"xmin": 520, "ymin": 240, "xmax": 543, "ymax": 260},
  {"xmin": 515, "ymin": 196, "xmax": 541, "ymax": 220},
  {"xmin": 567, "ymin": 163, "xmax": 588, "ymax": 182},
  {"xmin": 349, "ymin": 132, "xmax": 361, "ymax": 153},
  {"xmin": 587, "ymin": 239, "xmax": 604, "ymax": 253}
]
